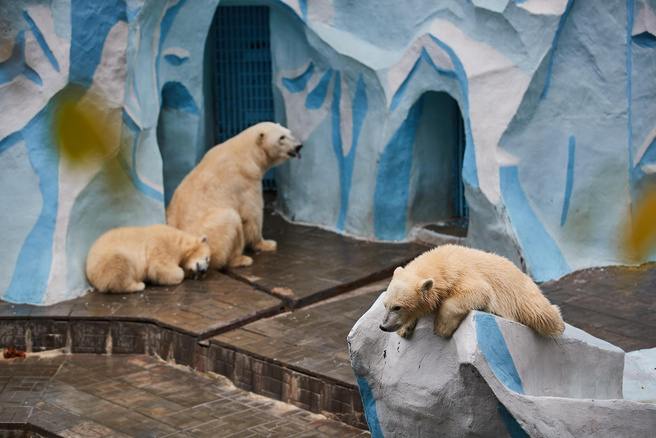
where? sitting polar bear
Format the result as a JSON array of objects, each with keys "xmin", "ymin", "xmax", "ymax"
[
  {"xmin": 86, "ymin": 224, "xmax": 211, "ymax": 293},
  {"xmin": 379, "ymin": 244, "xmax": 565, "ymax": 338},
  {"xmin": 167, "ymin": 122, "xmax": 302, "ymax": 269}
]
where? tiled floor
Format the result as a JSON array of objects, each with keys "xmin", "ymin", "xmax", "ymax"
[
  {"xmin": 542, "ymin": 263, "xmax": 656, "ymax": 351},
  {"xmin": 214, "ymin": 279, "xmax": 389, "ymax": 385},
  {"xmin": 0, "ymin": 272, "xmax": 282, "ymax": 338},
  {"xmin": 0, "ymin": 355, "xmax": 368, "ymax": 437},
  {"xmin": 0, "ymin": 205, "xmax": 655, "ymax": 436},
  {"xmin": 227, "ymin": 209, "xmax": 426, "ymax": 306}
]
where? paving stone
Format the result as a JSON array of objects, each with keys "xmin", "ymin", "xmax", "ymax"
[
  {"xmin": 213, "ymin": 280, "xmax": 387, "ymax": 386},
  {"xmin": 0, "ymin": 273, "xmax": 282, "ymax": 340},
  {"xmin": 58, "ymin": 420, "xmax": 131, "ymax": 438},
  {"xmin": 227, "ymin": 208, "xmax": 426, "ymax": 306},
  {"xmin": 542, "ymin": 263, "xmax": 656, "ymax": 350},
  {"xmin": 0, "ymin": 355, "xmax": 367, "ymax": 437}
]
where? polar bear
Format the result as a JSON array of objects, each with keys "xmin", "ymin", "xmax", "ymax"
[
  {"xmin": 379, "ymin": 244, "xmax": 565, "ymax": 338},
  {"xmin": 166, "ymin": 122, "xmax": 302, "ymax": 269},
  {"xmin": 86, "ymin": 224, "xmax": 211, "ymax": 293}
]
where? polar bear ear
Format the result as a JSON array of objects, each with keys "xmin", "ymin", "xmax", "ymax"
[
  {"xmin": 200, "ymin": 235, "xmax": 208, "ymax": 243},
  {"xmin": 393, "ymin": 266, "xmax": 404, "ymax": 276},
  {"xmin": 419, "ymin": 278, "xmax": 433, "ymax": 294},
  {"xmin": 256, "ymin": 132, "xmax": 265, "ymax": 146}
]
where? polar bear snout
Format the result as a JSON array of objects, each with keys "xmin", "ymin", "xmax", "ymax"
[
  {"xmin": 379, "ymin": 310, "xmax": 403, "ymax": 332},
  {"xmin": 287, "ymin": 143, "xmax": 303, "ymax": 158},
  {"xmin": 196, "ymin": 261, "xmax": 208, "ymax": 273}
]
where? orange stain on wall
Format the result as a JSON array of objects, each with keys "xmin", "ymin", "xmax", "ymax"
[{"xmin": 622, "ymin": 187, "xmax": 656, "ymax": 262}]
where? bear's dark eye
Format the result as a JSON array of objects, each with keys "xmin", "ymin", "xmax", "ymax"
[
  {"xmin": 391, "ymin": 305, "xmax": 401, "ymax": 312},
  {"xmin": 279, "ymin": 135, "xmax": 285, "ymax": 141}
]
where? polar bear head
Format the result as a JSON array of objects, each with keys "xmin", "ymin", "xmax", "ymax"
[
  {"xmin": 379, "ymin": 266, "xmax": 434, "ymax": 332},
  {"xmin": 255, "ymin": 122, "xmax": 303, "ymax": 167},
  {"xmin": 182, "ymin": 235, "xmax": 211, "ymax": 279}
]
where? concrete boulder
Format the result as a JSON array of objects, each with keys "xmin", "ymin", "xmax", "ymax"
[{"xmin": 348, "ymin": 293, "xmax": 656, "ymax": 437}]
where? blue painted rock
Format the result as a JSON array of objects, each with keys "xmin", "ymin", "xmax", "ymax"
[{"xmin": 348, "ymin": 293, "xmax": 656, "ymax": 437}]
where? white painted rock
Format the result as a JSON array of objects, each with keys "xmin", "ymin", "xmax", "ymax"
[{"xmin": 348, "ymin": 293, "xmax": 656, "ymax": 437}]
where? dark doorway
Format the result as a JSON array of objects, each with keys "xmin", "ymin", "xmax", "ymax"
[
  {"xmin": 212, "ymin": 5, "xmax": 276, "ymax": 190},
  {"xmin": 409, "ymin": 91, "xmax": 468, "ymax": 237}
]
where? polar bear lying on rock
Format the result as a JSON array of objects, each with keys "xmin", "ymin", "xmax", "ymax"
[
  {"xmin": 379, "ymin": 244, "xmax": 565, "ymax": 338},
  {"xmin": 86, "ymin": 224, "xmax": 211, "ymax": 293},
  {"xmin": 167, "ymin": 122, "xmax": 302, "ymax": 269}
]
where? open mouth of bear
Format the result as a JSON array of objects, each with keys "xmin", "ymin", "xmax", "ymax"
[{"xmin": 288, "ymin": 145, "xmax": 303, "ymax": 159}]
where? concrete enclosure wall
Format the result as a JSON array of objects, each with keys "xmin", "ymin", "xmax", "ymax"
[{"xmin": 1, "ymin": 0, "xmax": 655, "ymax": 304}]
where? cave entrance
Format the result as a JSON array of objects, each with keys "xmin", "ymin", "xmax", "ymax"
[
  {"xmin": 211, "ymin": 5, "xmax": 276, "ymax": 190},
  {"xmin": 410, "ymin": 91, "xmax": 468, "ymax": 237}
]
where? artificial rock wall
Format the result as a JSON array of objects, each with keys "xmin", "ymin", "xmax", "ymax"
[{"xmin": 1, "ymin": 0, "xmax": 655, "ymax": 304}]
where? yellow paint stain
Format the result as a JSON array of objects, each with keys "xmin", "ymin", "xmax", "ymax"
[
  {"xmin": 622, "ymin": 187, "xmax": 656, "ymax": 262},
  {"xmin": 51, "ymin": 85, "xmax": 128, "ymax": 189},
  {"xmin": 52, "ymin": 86, "xmax": 115, "ymax": 164}
]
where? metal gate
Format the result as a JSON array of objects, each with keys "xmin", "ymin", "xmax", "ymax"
[{"xmin": 213, "ymin": 6, "xmax": 276, "ymax": 189}]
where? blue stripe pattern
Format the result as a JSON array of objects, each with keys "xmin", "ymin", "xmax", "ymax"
[
  {"xmin": 500, "ymin": 166, "xmax": 570, "ymax": 281},
  {"xmin": 5, "ymin": 108, "xmax": 59, "ymax": 304},
  {"xmin": 560, "ymin": 135, "xmax": 576, "ymax": 226},
  {"xmin": 282, "ymin": 62, "xmax": 315, "ymax": 93},
  {"xmin": 356, "ymin": 376, "xmax": 384, "ymax": 438},
  {"xmin": 22, "ymin": 10, "xmax": 60, "ymax": 72},
  {"xmin": 122, "ymin": 111, "xmax": 164, "ymax": 203},
  {"xmin": 540, "ymin": 0, "xmax": 575, "ymax": 100},
  {"xmin": 475, "ymin": 312, "xmax": 524, "ymax": 394},
  {"xmin": 305, "ymin": 69, "xmax": 333, "ymax": 109}
]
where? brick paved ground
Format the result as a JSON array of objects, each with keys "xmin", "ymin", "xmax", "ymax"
[
  {"xmin": 0, "ymin": 272, "xmax": 282, "ymax": 338},
  {"xmin": 0, "ymin": 205, "xmax": 655, "ymax": 436},
  {"xmin": 213, "ymin": 279, "xmax": 388, "ymax": 386},
  {"xmin": 0, "ymin": 354, "xmax": 369, "ymax": 437},
  {"xmin": 542, "ymin": 263, "xmax": 656, "ymax": 351},
  {"xmin": 227, "ymin": 208, "xmax": 426, "ymax": 307}
]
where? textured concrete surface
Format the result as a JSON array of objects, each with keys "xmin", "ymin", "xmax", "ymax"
[
  {"xmin": 0, "ymin": 272, "xmax": 283, "ymax": 338},
  {"xmin": 0, "ymin": 354, "xmax": 368, "ymax": 437},
  {"xmin": 0, "ymin": 212, "xmax": 654, "ymax": 435},
  {"xmin": 214, "ymin": 279, "xmax": 388, "ymax": 386},
  {"xmin": 228, "ymin": 209, "xmax": 426, "ymax": 307},
  {"xmin": 4, "ymin": 0, "xmax": 656, "ymax": 305},
  {"xmin": 349, "ymin": 297, "xmax": 656, "ymax": 438},
  {"xmin": 542, "ymin": 263, "xmax": 656, "ymax": 351}
]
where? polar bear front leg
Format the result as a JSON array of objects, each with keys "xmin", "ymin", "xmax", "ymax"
[
  {"xmin": 148, "ymin": 263, "xmax": 185, "ymax": 286},
  {"xmin": 434, "ymin": 298, "xmax": 468, "ymax": 338},
  {"xmin": 397, "ymin": 318, "xmax": 418, "ymax": 339},
  {"xmin": 243, "ymin": 215, "xmax": 277, "ymax": 252},
  {"xmin": 122, "ymin": 281, "xmax": 146, "ymax": 293}
]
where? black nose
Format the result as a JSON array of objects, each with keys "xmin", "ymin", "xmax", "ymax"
[
  {"xmin": 295, "ymin": 144, "xmax": 303, "ymax": 153},
  {"xmin": 379, "ymin": 324, "xmax": 390, "ymax": 332}
]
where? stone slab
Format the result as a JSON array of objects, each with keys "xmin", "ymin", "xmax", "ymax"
[
  {"xmin": 229, "ymin": 210, "xmax": 425, "ymax": 307},
  {"xmin": 213, "ymin": 279, "xmax": 387, "ymax": 387},
  {"xmin": 0, "ymin": 354, "xmax": 368, "ymax": 437},
  {"xmin": 0, "ymin": 272, "xmax": 283, "ymax": 337},
  {"xmin": 542, "ymin": 263, "xmax": 656, "ymax": 351},
  {"xmin": 349, "ymin": 294, "xmax": 656, "ymax": 438}
]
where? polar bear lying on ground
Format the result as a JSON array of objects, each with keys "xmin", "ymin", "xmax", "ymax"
[
  {"xmin": 167, "ymin": 122, "xmax": 302, "ymax": 269},
  {"xmin": 86, "ymin": 224, "xmax": 211, "ymax": 293},
  {"xmin": 379, "ymin": 244, "xmax": 565, "ymax": 338}
]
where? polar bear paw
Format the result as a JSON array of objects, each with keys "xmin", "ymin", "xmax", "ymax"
[
  {"xmin": 230, "ymin": 255, "xmax": 254, "ymax": 268},
  {"xmin": 254, "ymin": 239, "xmax": 277, "ymax": 252}
]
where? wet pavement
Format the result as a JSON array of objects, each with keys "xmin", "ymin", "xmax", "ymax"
[
  {"xmin": 213, "ymin": 279, "xmax": 388, "ymax": 386},
  {"xmin": 227, "ymin": 210, "xmax": 426, "ymax": 307},
  {"xmin": 0, "ymin": 207, "xmax": 654, "ymax": 436},
  {"xmin": 0, "ymin": 355, "xmax": 368, "ymax": 437},
  {"xmin": 0, "ymin": 272, "xmax": 282, "ymax": 338},
  {"xmin": 542, "ymin": 263, "xmax": 656, "ymax": 351}
]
